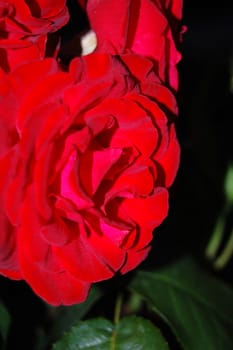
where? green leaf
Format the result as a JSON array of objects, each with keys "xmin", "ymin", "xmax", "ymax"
[
  {"xmin": 115, "ymin": 317, "xmax": 169, "ymax": 350},
  {"xmin": 53, "ymin": 316, "xmax": 169, "ymax": 350},
  {"xmin": 129, "ymin": 257, "xmax": 233, "ymax": 350},
  {"xmin": 0, "ymin": 303, "xmax": 10, "ymax": 345},
  {"xmin": 224, "ymin": 163, "xmax": 233, "ymax": 205}
]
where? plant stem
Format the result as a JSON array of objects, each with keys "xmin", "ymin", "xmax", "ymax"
[
  {"xmin": 214, "ymin": 228, "xmax": 233, "ymax": 269},
  {"xmin": 111, "ymin": 293, "xmax": 123, "ymax": 350},
  {"xmin": 114, "ymin": 293, "xmax": 123, "ymax": 325},
  {"xmin": 205, "ymin": 212, "xmax": 226, "ymax": 259}
]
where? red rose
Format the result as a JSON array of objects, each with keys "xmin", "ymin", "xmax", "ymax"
[
  {"xmin": 83, "ymin": 0, "xmax": 182, "ymax": 90},
  {"xmin": 0, "ymin": 0, "xmax": 69, "ymax": 72},
  {"xmin": 0, "ymin": 54, "xmax": 179, "ymax": 305}
]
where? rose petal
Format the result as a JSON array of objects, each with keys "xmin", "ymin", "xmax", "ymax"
[
  {"xmin": 61, "ymin": 151, "xmax": 93, "ymax": 210},
  {"xmin": 120, "ymin": 246, "xmax": 151, "ymax": 274},
  {"xmin": 19, "ymin": 250, "xmax": 90, "ymax": 305},
  {"xmin": 79, "ymin": 148, "xmax": 122, "ymax": 195},
  {"xmin": 119, "ymin": 187, "xmax": 169, "ymax": 230},
  {"xmin": 157, "ymin": 124, "xmax": 180, "ymax": 187},
  {"xmin": 54, "ymin": 214, "xmax": 126, "ymax": 282},
  {"xmin": 87, "ymin": 0, "xmax": 130, "ymax": 53}
]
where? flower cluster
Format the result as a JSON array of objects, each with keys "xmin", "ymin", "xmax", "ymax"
[{"xmin": 0, "ymin": 0, "xmax": 182, "ymax": 305}]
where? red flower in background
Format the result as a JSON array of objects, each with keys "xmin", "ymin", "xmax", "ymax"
[
  {"xmin": 0, "ymin": 54, "xmax": 179, "ymax": 305},
  {"xmin": 80, "ymin": 0, "xmax": 183, "ymax": 90},
  {"xmin": 0, "ymin": 0, "xmax": 69, "ymax": 71}
]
